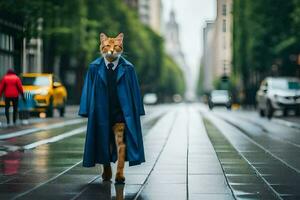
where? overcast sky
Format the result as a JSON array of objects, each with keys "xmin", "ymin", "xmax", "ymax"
[{"xmin": 162, "ymin": 0, "xmax": 216, "ymax": 77}]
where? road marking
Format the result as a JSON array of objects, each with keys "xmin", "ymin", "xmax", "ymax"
[
  {"xmin": 142, "ymin": 108, "xmax": 167, "ymax": 125},
  {"xmin": 22, "ymin": 126, "xmax": 86, "ymax": 150},
  {"xmin": 201, "ymin": 114, "xmax": 282, "ymax": 200},
  {"xmin": 203, "ymin": 109, "xmax": 300, "ymax": 174},
  {"xmin": 272, "ymin": 118, "xmax": 300, "ymax": 130},
  {"xmin": 0, "ymin": 118, "xmax": 87, "ymax": 140},
  {"xmin": 215, "ymin": 112, "xmax": 300, "ymax": 149},
  {"xmin": 13, "ymin": 160, "xmax": 83, "ymax": 200},
  {"xmin": 133, "ymin": 111, "xmax": 178, "ymax": 200}
]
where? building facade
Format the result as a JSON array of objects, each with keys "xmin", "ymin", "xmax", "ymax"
[
  {"xmin": 212, "ymin": 0, "xmax": 232, "ymax": 78},
  {"xmin": 202, "ymin": 21, "xmax": 215, "ymax": 92},
  {"xmin": 201, "ymin": 0, "xmax": 233, "ymax": 92},
  {"xmin": 138, "ymin": 0, "xmax": 162, "ymax": 33},
  {"xmin": 0, "ymin": 12, "xmax": 24, "ymax": 78}
]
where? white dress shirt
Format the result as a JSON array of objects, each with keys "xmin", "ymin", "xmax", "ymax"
[{"xmin": 104, "ymin": 57, "xmax": 119, "ymax": 71}]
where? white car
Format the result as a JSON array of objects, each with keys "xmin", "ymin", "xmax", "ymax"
[
  {"xmin": 256, "ymin": 77, "xmax": 300, "ymax": 118},
  {"xmin": 143, "ymin": 93, "xmax": 158, "ymax": 105},
  {"xmin": 208, "ymin": 90, "xmax": 232, "ymax": 110}
]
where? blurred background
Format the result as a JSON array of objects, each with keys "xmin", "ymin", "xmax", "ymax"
[
  {"xmin": 0, "ymin": 0, "xmax": 299, "ymax": 106},
  {"xmin": 0, "ymin": 1, "xmax": 300, "ymax": 198}
]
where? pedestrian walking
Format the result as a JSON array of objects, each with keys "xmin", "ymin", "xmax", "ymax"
[
  {"xmin": 79, "ymin": 33, "xmax": 145, "ymax": 183},
  {"xmin": 0, "ymin": 69, "xmax": 26, "ymax": 125}
]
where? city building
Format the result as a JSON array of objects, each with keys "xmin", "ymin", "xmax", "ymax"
[
  {"xmin": 201, "ymin": 0, "xmax": 233, "ymax": 92},
  {"xmin": 22, "ymin": 18, "xmax": 43, "ymax": 74},
  {"xmin": 202, "ymin": 21, "xmax": 216, "ymax": 92},
  {"xmin": 139, "ymin": 0, "xmax": 162, "ymax": 33},
  {"xmin": 0, "ymin": 12, "xmax": 24, "ymax": 78},
  {"xmin": 212, "ymin": 0, "xmax": 232, "ymax": 78},
  {"xmin": 164, "ymin": 10, "xmax": 193, "ymax": 100}
]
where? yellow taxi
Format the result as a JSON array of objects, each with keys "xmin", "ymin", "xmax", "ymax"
[{"xmin": 1, "ymin": 73, "xmax": 68, "ymax": 117}]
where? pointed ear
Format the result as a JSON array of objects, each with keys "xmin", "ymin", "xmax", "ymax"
[
  {"xmin": 116, "ymin": 33, "xmax": 124, "ymax": 42},
  {"xmin": 100, "ymin": 33, "xmax": 107, "ymax": 43}
]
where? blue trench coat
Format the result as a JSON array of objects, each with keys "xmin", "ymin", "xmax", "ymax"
[{"xmin": 78, "ymin": 56, "xmax": 145, "ymax": 167}]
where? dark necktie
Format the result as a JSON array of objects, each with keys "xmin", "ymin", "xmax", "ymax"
[{"xmin": 107, "ymin": 63, "xmax": 114, "ymax": 71}]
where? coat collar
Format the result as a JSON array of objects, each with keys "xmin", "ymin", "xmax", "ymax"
[
  {"xmin": 94, "ymin": 56, "xmax": 129, "ymax": 86},
  {"xmin": 103, "ymin": 57, "xmax": 119, "ymax": 71}
]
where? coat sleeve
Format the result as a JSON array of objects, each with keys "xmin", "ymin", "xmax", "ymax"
[
  {"xmin": 130, "ymin": 66, "xmax": 145, "ymax": 116},
  {"xmin": 16, "ymin": 77, "xmax": 24, "ymax": 95},
  {"xmin": 78, "ymin": 66, "xmax": 94, "ymax": 117}
]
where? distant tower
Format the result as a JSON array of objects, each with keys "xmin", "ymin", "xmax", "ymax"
[
  {"xmin": 164, "ymin": 9, "xmax": 194, "ymax": 100},
  {"xmin": 165, "ymin": 10, "xmax": 185, "ymax": 71}
]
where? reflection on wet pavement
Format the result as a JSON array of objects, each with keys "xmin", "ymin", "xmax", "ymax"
[
  {"xmin": 0, "ymin": 104, "xmax": 299, "ymax": 199},
  {"xmin": 202, "ymin": 106, "xmax": 300, "ymax": 200}
]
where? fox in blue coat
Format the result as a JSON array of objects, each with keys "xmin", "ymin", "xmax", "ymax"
[{"xmin": 78, "ymin": 33, "xmax": 145, "ymax": 183}]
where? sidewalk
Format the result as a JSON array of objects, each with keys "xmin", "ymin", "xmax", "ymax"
[
  {"xmin": 0, "ymin": 105, "xmax": 80, "ymax": 132},
  {"xmin": 7, "ymin": 105, "xmax": 235, "ymax": 200},
  {"xmin": 1, "ymin": 104, "xmax": 299, "ymax": 199}
]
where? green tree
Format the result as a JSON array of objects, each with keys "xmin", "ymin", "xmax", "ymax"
[
  {"xmin": 232, "ymin": 0, "xmax": 298, "ymax": 105},
  {"xmin": 0, "ymin": 0, "xmax": 185, "ymax": 103}
]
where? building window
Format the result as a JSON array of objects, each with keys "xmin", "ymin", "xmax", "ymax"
[
  {"xmin": 5, "ymin": 34, "xmax": 9, "ymax": 51},
  {"xmin": 10, "ymin": 36, "xmax": 14, "ymax": 51},
  {"xmin": 222, "ymin": 4, "xmax": 227, "ymax": 16},
  {"xmin": 0, "ymin": 33, "xmax": 14, "ymax": 52},
  {"xmin": 222, "ymin": 19, "xmax": 226, "ymax": 32},
  {"xmin": 0, "ymin": 33, "xmax": 3, "ymax": 49}
]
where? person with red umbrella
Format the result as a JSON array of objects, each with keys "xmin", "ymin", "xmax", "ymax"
[{"xmin": 0, "ymin": 68, "xmax": 26, "ymax": 125}]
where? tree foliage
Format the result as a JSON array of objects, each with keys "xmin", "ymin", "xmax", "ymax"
[
  {"xmin": 0, "ymin": 0, "xmax": 184, "ymax": 102},
  {"xmin": 232, "ymin": 0, "xmax": 300, "ymax": 104}
]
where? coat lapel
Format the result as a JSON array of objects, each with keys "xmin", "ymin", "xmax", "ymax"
[
  {"xmin": 117, "ymin": 57, "xmax": 129, "ymax": 83},
  {"xmin": 97, "ymin": 58, "xmax": 107, "ymax": 85},
  {"xmin": 97, "ymin": 57, "xmax": 126, "ymax": 85},
  {"xmin": 116, "ymin": 64, "xmax": 125, "ymax": 83}
]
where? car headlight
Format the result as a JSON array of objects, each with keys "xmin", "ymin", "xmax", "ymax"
[{"xmin": 274, "ymin": 94, "xmax": 286, "ymax": 101}]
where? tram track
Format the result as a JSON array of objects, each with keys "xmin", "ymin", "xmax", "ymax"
[{"xmin": 200, "ymin": 108, "xmax": 300, "ymax": 199}]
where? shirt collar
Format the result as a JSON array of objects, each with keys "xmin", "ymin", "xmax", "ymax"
[{"xmin": 104, "ymin": 57, "xmax": 119, "ymax": 71}]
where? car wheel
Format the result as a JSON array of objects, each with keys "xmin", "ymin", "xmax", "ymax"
[
  {"xmin": 283, "ymin": 108, "xmax": 288, "ymax": 117},
  {"xmin": 227, "ymin": 105, "xmax": 231, "ymax": 110},
  {"xmin": 259, "ymin": 109, "xmax": 265, "ymax": 117},
  {"xmin": 209, "ymin": 103, "xmax": 213, "ymax": 110},
  {"xmin": 266, "ymin": 101, "xmax": 274, "ymax": 119},
  {"xmin": 46, "ymin": 97, "xmax": 54, "ymax": 118},
  {"xmin": 295, "ymin": 107, "xmax": 300, "ymax": 116}
]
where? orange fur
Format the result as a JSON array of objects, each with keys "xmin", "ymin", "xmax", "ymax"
[
  {"xmin": 113, "ymin": 123, "xmax": 126, "ymax": 183},
  {"xmin": 100, "ymin": 33, "xmax": 124, "ymax": 62}
]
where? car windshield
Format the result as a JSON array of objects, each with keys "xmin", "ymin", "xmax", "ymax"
[
  {"xmin": 211, "ymin": 90, "xmax": 228, "ymax": 97},
  {"xmin": 22, "ymin": 76, "xmax": 50, "ymax": 86},
  {"xmin": 270, "ymin": 79, "xmax": 300, "ymax": 90}
]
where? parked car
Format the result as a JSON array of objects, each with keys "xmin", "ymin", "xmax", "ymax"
[
  {"xmin": 143, "ymin": 93, "xmax": 158, "ymax": 105},
  {"xmin": 208, "ymin": 90, "xmax": 232, "ymax": 110},
  {"xmin": 20, "ymin": 73, "xmax": 67, "ymax": 117},
  {"xmin": 256, "ymin": 77, "xmax": 300, "ymax": 118}
]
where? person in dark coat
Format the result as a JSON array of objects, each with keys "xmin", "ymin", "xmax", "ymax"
[
  {"xmin": 78, "ymin": 33, "xmax": 145, "ymax": 183},
  {"xmin": 0, "ymin": 69, "xmax": 26, "ymax": 125}
]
